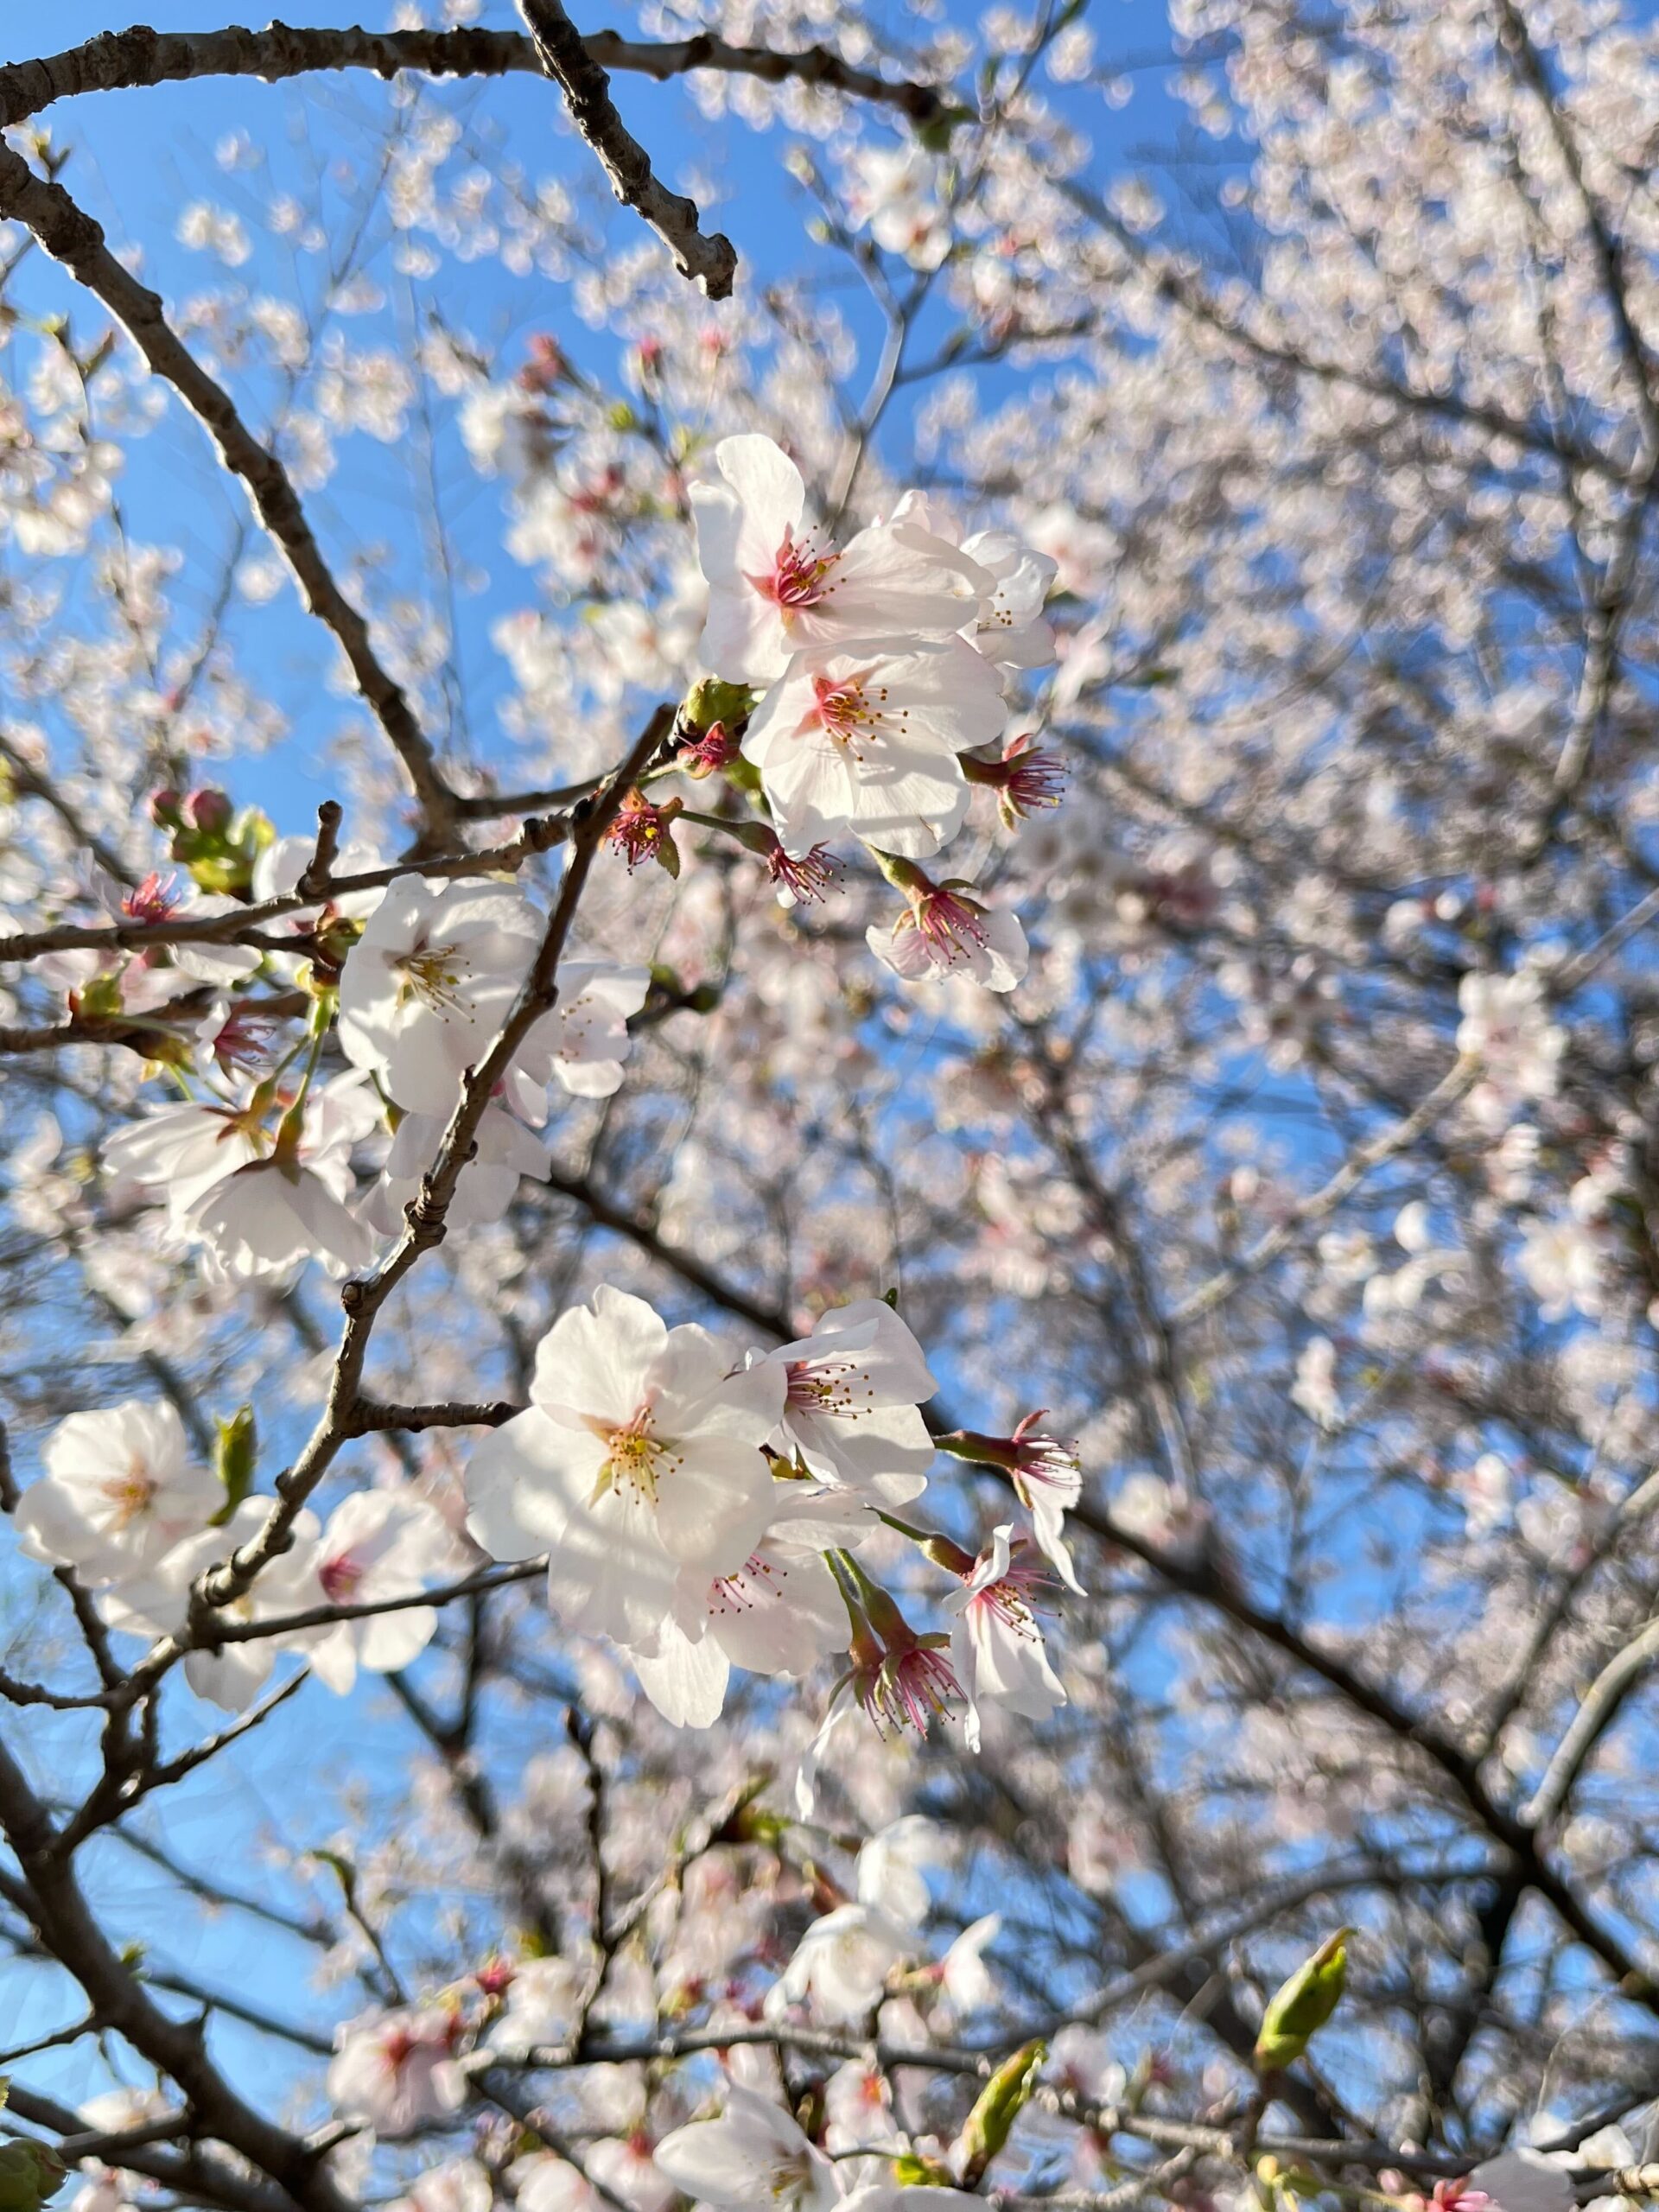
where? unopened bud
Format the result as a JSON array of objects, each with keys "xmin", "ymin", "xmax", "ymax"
[
  {"xmin": 148, "ymin": 786, "xmax": 184, "ymax": 830},
  {"xmin": 956, "ymin": 2039, "xmax": 1046, "ymax": 2186},
  {"xmin": 893, "ymin": 2155, "xmax": 956, "ymax": 2188},
  {"xmin": 1253, "ymin": 1929, "xmax": 1351, "ymax": 2075},
  {"xmin": 213, "ymin": 1405, "xmax": 257, "ymax": 1522},
  {"xmin": 184, "ymin": 786, "xmax": 234, "ymax": 834},
  {"xmin": 0, "ymin": 2139, "xmax": 68, "ymax": 2212}
]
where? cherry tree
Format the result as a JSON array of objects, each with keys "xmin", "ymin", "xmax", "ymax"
[{"xmin": 0, "ymin": 7, "xmax": 1658, "ymax": 2212}]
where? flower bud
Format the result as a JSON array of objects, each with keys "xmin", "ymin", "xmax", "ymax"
[
  {"xmin": 0, "ymin": 2139, "xmax": 69, "ymax": 2212},
  {"xmin": 185, "ymin": 786, "xmax": 235, "ymax": 835},
  {"xmin": 955, "ymin": 2039, "xmax": 1046, "ymax": 2187},
  {"xmin": 213, "ymin": 1404, "xmax": 257, "ymax": 1522},
  {"xmin": 1253, "ymin": 1929, "xmax": 1351, "ymax": 2074},
  {"xmin": 147, "ymin": 787, "xmax": 185, "ymax": 830},
  {"xmin": 893, "ymin": 2154, "xmax": 956, "ymax": 2188}
]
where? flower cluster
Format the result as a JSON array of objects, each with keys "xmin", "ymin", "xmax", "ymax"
[
  {"xmin": 99, "ymin": 855, "xmax": 651, "ymax": 1281},
  {"xmin": 690, "ymin": 435, "xmax": 1058, "ymax": 992},
  {"xmin": 15, "ymin": 1399, "xmax": 460, "ymax": 1710},
  {"xmin": 463, "ymin": 1285, "xmax": 1074, "ymax": 1742}
]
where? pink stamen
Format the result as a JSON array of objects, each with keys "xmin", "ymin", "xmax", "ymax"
[
  {"xmin": 767, "ymin": 842, "xmax": 842, "ymax": 904},
  {"xmin": 122, "ymin": 871, "xmax": 179, "ymax": 926},
  {"xmin": 912, "ymin": 888, "xmax": 990, "ymax": 961},
  {"xmin": 751, "ymin": 523, "xmax": 838, "ymax": 610}
]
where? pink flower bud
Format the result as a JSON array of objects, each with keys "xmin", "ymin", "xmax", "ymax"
[{"xmin": 185, "ymin": 786, "xmax": 234, "ymax": 835}]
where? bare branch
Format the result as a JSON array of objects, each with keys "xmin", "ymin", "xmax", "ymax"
[
  {"xmin": 0, "ymin": 146, "xmax": 459, "ymax": 842},
  {"xmin": 0, "ymin": 21, "xmax": 948, "ymax": 131},
  {"xmin": 516, "ymin": 0, "xmax": 738, "ymax": 299}
]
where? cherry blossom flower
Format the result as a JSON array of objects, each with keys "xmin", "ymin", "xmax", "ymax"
[
  {"xmin": 514, "ymin": 2159, "xmax": 601, "ymax": 2212},
  {"xmin": 1290, "ymin": 1336, "xmax": 1341, "ymax": 1428},
  {"xmin": 691, "ymin": 435, "xmax": 985, "ymax": 684},
  {"xmin": 824, "ymin": 2061, "xmax": 903, "ymax": 2155},
  {"xmin": 943, "ymin": 1416, "xmax": 1084, "ymax": 1596},
  {"xmin": 607, "ymin": 790, "xmax": 681, "ymax": 873},
  {"xmin": 327, "ymin": 2002, "xmax": 466, "ymax": 2135},
  {"xmin": 191, "ymin": 996, "xmax": 284, "ymax": 1082},
  {"xmin": 770, "ymin": 1819, "xmax": 940, "ymax": 2022},
  {"xmin": 743, "ymin": 643, "xmax": 1007, "ymax": 860},
  {"xmin": 888, "ymin": 493, "xmax": 1057, "ymax": 669},
  {"xmin": 867, "ymin": 878, "xmax": 1029, "ymax": 993},
  {"xmin": 653, "ymin": 2083, "xmax": 841, "ymax": 2212},
  {"xmin": 365, "ymin": 1099, "xmax": 551, "ymax": 1235},
  {"xmin": 488, "ymin": 1955, "xmax": 585, "ymax": 2055},
  {"xmin": 303, "ymin": 1490, "xmax": 461, "ymax": 1694},
  {"xmin": 937, "ymin": 1912, "xmax": 1002, "ymax": 2012},
  {"xmin": 769, "ymin": 1897, "xmax": 916, "ymax": 2022},
  {"xmin": 944, "ymin": 1526, "xmax": 1066, "ymax": 1751},
  {"xmin": 963, "ymin": 735, "xmax": 1069, "ymax": 828},
  {"xmin": 1456, "ymin": 969, "xmax": 1565, "ymax": 1131},
  {"xmin": 754, "ymin": 1299, "xmax": 937, "ymax": 1503},
  {"xmin": 388, "ymin": 2158, "xmax": 492, "ymax": 2212},
  {"xmin": 515, "ymin": 960, "xmax": 654, "ymax": 1101},
  {"xmin": 338, "ymin": 876, "xmax": 543, "ymax": 1115},
  {"xmin": 586, "ymin": 2138, "xmax": 677, "ymax": 2212},
  {"xmin": 855, "ymin": 1814, "xmax": 944, "ymax": 1927},
  {"xmin": 841, "ymin": 1585, "xmax": 965, "ymax": 1741},
  {"xmin": 463, "ymin": 1285, "xmax": 785, "ymax": 1649},
  {"xmin": 629, "ymin": 1490, "xmax": 869, "ymax": 1728},
  {"xmin": 182, "ymin": 1076, "xmax": 381, "ymax": 1283},
  {"xmin": 15, "ymin": 1400, "xmax": 220, "ymax": 1586},
  {"xmin": 105, "ymin": 1072, "xmax": 380, "ymax": 1282},
  {"xmin": 99, "ymin": 1497, "xmax": 325, "ymax": 1711},
  {"xmin": 766, "ymin": 837, "xmax": 843, "ymax": 907},
  {"xmin": 1519, "ymin": 1211, "xmax": 1609, "ymax": 1322},
  {"xmin": 843, "ymin": 147, "xmax": 951, "ymax": 270}
]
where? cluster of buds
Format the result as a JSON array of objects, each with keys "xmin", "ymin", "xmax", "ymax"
[
  {"xmin": 149, "ymin": 785, "xmax": 273, "ymax": 898},
  {"xmin": 517, "ymin": 332, "xmax": 567, "ymax": 394}
]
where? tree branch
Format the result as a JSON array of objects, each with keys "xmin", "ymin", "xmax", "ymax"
[
  {"xmin": 516, "ymin": 0, "xmax": 737, "ymax": 299},
  {"xmin": 0, "ymin": 21, "xmax": 947, "ymax": 131},
  {"xmin": 0, "ymin": 146, "xmax": 458, "ymax": 842}
]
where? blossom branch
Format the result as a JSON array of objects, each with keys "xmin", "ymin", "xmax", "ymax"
[
  {"xmin": 0, "ymin": 811, "xmax": 582, "ymax": 966},
  {"xmin": 1171, "ymin": 880, "xmax": 1659, "ymax": 1329},
  {"xmin": 2, "ymin": 2083, "xmax": 297, "ymax": 2212},
  {"xmin": 135, "ymin": 708, "xmax": 671, "ymax": 1674},
  {"xmin": 1522, "ymin": 1612, "xmax": 1659, "ymax": 1829},
  {"xmin": 0, "ymin": 1741, "xmax": 353, "ymax": 2212},
  {"xmin": 492, "ymin": 2023, "xmax": 1484, "ymax": 2177}
]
